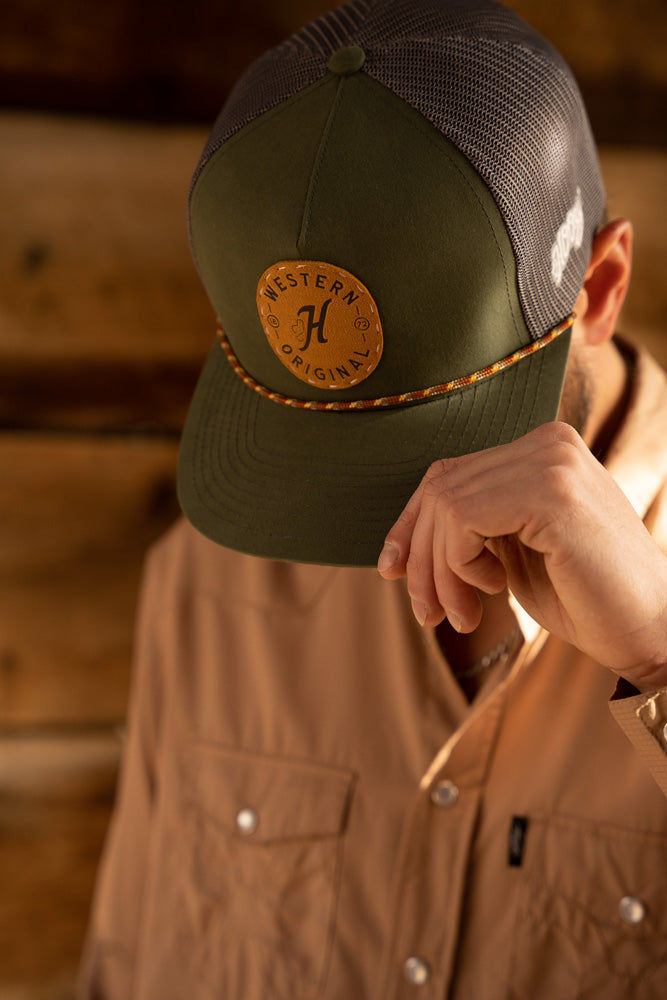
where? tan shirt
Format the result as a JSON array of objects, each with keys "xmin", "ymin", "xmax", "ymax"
[{"xmin": 79, "ymin": 344, "xmax": 667, "ymax": 1000}]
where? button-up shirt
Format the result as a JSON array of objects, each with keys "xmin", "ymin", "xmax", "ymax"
[{"xmin": 79, "ymin": 343, "xmax": 667, "ymax": 1000}]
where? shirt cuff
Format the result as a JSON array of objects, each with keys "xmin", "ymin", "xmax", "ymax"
[{"xmin": 609, "ymin": 681, "xmax": 667, "ymax": 796}]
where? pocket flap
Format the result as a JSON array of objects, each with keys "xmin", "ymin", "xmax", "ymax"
[
  {"xmin": 535, "ymin": 814, "xmax": 667, "ymax": 932},
  {"xmin": 183, "ymin": 743, "xmax": 355, "ymax": 844}
]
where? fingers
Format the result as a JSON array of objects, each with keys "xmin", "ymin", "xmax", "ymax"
[
  {"xmin": 377, "ymin": 431, "xmax": 552, "ymax": 629},
  {"xmin": 378, "ymin": 419, "xmax": 667, "ymax": 683},
  {"xmin": 431, "ymin": 511, "xmax": 485, "ymax": 631},
  {"xmin": 379, "ymin": 463, "xmax": 446, "ymax": 626},
  {"xmin": 377, "ymin": 475, "xmax": 427, "ymax": 580},
  {"xmin": 378, "ymin": 457, "xmax": 492, "ymax": 631}
]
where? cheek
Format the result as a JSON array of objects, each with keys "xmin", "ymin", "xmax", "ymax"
[{"xmin": 557, "ymin": 359, "xmax": 594, "ymax": 437}]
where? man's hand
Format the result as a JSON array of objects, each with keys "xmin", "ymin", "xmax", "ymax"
[{"xmin": 378, "ymin": 422, "xmax": 667, "ymax": 691}]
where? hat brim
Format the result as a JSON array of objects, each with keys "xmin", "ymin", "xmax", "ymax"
[{"xmin": 177, "ymin": 326, "xmax": 571, "ymax": 567}]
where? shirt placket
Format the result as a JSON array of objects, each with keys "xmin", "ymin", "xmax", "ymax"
[{"xmin": 379, "ymin": 669, "xmax": 516, "ymax": 998}]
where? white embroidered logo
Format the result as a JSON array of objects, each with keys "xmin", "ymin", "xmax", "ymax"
[{"xmin": 550, "ymin": 187, "xmax": 584, "ymax": 287}]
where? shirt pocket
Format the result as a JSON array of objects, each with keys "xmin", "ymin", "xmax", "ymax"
[
  {"xmin": 507, "ymin": 813, "xmax": 667, "ymax": 1000},
  {"xmin": 168, "ymin": 743, "xmax": 355, "ymax": 1000}
]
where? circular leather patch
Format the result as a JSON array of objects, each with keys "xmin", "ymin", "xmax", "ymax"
[{"xmin": 256, "ymin": 260, "xmax": 383, "ymax": 390}]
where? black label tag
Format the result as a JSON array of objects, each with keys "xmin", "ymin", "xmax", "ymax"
[{"xmin": 508, "ymin": 816, "xmax": 529, "ymax": 867}]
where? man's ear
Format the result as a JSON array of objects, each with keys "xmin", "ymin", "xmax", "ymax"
[{"xmin": 575, "ymin": 219, "xmax": 633, "ymax": 346}]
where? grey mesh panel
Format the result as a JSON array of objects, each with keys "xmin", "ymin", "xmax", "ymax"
[
  {"xmin": 191, "ymin": 0, "xmax": 372, "ymax": 172},
  {"xmin": 191, "ymin": 0, "xmax": 605, "ymax": 340}
]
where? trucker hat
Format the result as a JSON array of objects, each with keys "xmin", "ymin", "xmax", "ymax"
[{"xmin": 178, "ymin": 0, "xmax": 606, "ymax": 566}]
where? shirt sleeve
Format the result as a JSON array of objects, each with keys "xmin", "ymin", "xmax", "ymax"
[
  {"xmin": 610, "ymin": 680, "xmax": 667, "ymax": 797},
  {"xmin": 77, "ymin": 547, "xmax": 165, "ymax": 999}
]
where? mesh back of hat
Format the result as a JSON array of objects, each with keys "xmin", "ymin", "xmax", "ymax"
[{"xmin": 190, "ymin": 0, "xmax": 605, "ymax": 340}]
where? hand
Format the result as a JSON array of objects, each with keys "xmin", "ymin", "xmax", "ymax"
[{"xmin": 378, "ymin": 422, "xmax": 667, "ymax": 691}]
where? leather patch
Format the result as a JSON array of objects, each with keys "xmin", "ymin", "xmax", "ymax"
[{"xmin": 256, "ymin": 260, "xmax": 383, "ymax": 390}]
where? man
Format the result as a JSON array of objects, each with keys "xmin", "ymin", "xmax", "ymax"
[{"xmin": 80, "ymin": 1, "xmax": 667, "ymax": 998}]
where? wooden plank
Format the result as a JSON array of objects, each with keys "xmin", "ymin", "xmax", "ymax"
[
  {"xmin": 0, "ymin": 356, "xmax": 200, "ymax": 434},
  {"xmin": 0, "ymin": 730, "xmax": 121, "ymax": 797},
  {"xmin": 0, "ymin": 433, "xmax": 179, "ymax": 725},
  {"xmin": 0, "ymin": 112, "xmax": 212, "ymax": 366},
  {"xmin": 0, "ymin": 0, "xmax": 665, "ymax": 141},
  {"xmin": 0, "ymin": 112, "xmax": 212, "ymax": 432},
  {"xmin": 0, "ymin": 732, "xmax": 120, "ymax": 995},
  {"xmin": 0, "ymin": 0, "xmax": 332, "ymax": 122}
]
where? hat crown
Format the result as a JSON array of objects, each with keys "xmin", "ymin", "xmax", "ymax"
[
  {"xmin": 190, "ymin": 0, "xmax": 605, "ymax": 340},
  {"xmin": 179, "ymin": 0, "xmax": 598, "ymax": 565}
]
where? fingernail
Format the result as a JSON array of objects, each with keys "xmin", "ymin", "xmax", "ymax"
[
  {"xmin": 378, "ymin": 542, "xmax": 399, "ymax": 574},
  {"xmin": 411, "ymin": 599, "xmax": 427, "ymax": 626},
  {"xmin": 447, "ymin": 611, "xmax": 463, "ymax": 633}
]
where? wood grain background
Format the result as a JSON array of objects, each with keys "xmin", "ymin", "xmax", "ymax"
[{"xmin": 1, "ymin": 1, "xmax": 665, "ymax": 996}]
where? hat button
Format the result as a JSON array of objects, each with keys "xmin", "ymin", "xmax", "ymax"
[{"xmin": 328, "ymin": 46, "xmax": 366, "ymax": 76}]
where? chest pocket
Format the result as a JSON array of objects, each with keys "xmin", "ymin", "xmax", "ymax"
[
  {"xmin": 167, "ymin": 744, "xmax": 354, "ymax": 1000},
  {"xmin": 508, "ymin": 814, "xmax": 667, "ymax": 1000}
]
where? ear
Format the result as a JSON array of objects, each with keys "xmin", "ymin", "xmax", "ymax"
[{"xmin": 573, "ymin": 219, "xmax": 633, "ymax": 346}]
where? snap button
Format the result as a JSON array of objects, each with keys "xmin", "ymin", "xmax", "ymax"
[
  {"xmin": 404, "ymin": 956, "xmax": 430, "ymax": 985},
  {"xmin": 619, "ymin": 895, "xmax": 646, "ymax": 925},
  {"xmin": 328, "ymin": 45, "xmax": 366, "ymax": 76},
  {"xmin": 236, "ymin": 807, "xmax": 259, "ymax": 836},
  {"xmin": 430, "ymin": 779, "xmax": 459, "ymax": 808},
  {"xmin": 662, "ymin": 721, "xmax": 667, "ymax": 743}
]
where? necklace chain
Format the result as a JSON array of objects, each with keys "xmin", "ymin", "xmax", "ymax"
[{"xmin": 455, "ymin": 625, "xmax": 521, "ymax": 680}]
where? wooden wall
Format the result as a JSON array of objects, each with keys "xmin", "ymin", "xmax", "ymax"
[
  {"xmin": 0, "ymin": 115, "xmax": 212, "ymax": 998},
  {"xmin": 2, "ymin": 0, "xmax": 666, "ymax": 142},
  {"xmin": 1, "ymin": 1, "xmax": 666, "ymax": 997}
]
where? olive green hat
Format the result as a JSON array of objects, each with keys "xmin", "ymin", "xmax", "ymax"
[{"xmin": 178, "ymin": 0, "xmax": 605, "ymax": 566}]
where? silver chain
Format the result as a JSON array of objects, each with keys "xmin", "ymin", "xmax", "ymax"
[{"xmin": 455, "ymin": 625, "xmax": 521, "ymax": 680}]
